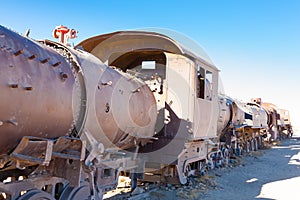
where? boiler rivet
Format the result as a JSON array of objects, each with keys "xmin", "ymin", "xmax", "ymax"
[
  {"xmin": 24, "ymin": 86, "xmax": 33, "ymax": 91},
  {"xmin": 28, "ymin": 54, "xmax": 37, "ymax": 60},
  {"xmin": 40, "ymin": 58, "xmax": 50, "ymax": 64},
  {"xmin": 14, "ymin": 49, "xmax": 24, "ymax": 56},
  {"xmin": 9, "ymin": 83, "xmax": 18, "ymax": 88},
  {"xmin": 52, "ymin": 61, "xmax": 61, "ymax": 67},
  {"xmin": 60, "ymin": 72, "xmax": 68, "ymax": 81}
]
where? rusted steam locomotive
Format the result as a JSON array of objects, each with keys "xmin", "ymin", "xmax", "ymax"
[{"xmin": 0, "ymin": 25, "xmax": 292, "ymax": 199}]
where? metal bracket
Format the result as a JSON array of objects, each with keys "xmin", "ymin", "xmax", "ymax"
[{"xmin": 12, "ymin": 136, "xmax": 54, "ymax": 167}]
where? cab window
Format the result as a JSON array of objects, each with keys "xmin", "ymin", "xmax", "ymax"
[
  {"xmin": 197, "ymin": 66, "xmax": 213, "ymax": 101},
  {"xmin": 197, "ymin": 66, "xmax": 205, "ymax": 99}
]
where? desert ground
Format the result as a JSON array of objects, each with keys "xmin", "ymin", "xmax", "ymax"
[{"xmin": 201, "ymin": 132, "xmax": 300, "ymax": 200}]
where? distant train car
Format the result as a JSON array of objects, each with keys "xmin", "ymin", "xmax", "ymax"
[
  {"xmin": 218, "ymin": 96, "xmax": 268, "ymax": 155},
  {"xmin": 253, "ymin": 98, "xmax": 293, "ymax": 139}
]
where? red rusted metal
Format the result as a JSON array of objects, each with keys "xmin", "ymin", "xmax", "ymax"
[{"xmin": 52, "ymin": 25, "xmax": 77, "ymax": 44}]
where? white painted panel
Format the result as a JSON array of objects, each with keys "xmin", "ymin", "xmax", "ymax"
[{"xmin": 165, "ymin": 53, "xmax": 194, "ymax": 122}]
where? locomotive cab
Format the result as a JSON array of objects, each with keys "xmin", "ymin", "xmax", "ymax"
[{"xmin": 77, "ymin": 30, "xmax": 219, "ymax": 141}]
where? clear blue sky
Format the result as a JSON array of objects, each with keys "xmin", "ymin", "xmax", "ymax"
[{"xmin": 2, "ymin": 0, "xmax": 300, "ymax": 129}]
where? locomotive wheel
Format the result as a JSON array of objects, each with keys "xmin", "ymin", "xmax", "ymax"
[
  {"xmin": 59, "ymin": 182, "xmax": 90, "ymax": 200},
  {"xmin": 241, "ymin": 142, "xmax": 246, "ymax": 155},
  {"xmin": 207, "ymin": 153, "xmax": 216, "ymax": 170},
  {"xmin": 244, "ymin": 141, "xmax": 250, "ymax": 153},
  {"xmin": 253, "ymin": 138, "xmax": 258, "ymax": 151},
  {"xmin": 249, "ymin": 139, "xmax": 254, "ymax": 151},
  {"xmin": 256, "ymin": 137, "xmax": 260, "ymax": 149},
  {"xmin": 222, "ymin": 148, "xmax": 230, "ymax": 166},
  {"xmin": 216, "ymin": 151, "xmax": 223, "ymax": 167},
  {"xmin": 199, "ymin": 160, "xmax": 206, "ymax": 175},
  {"xmin": 257, "ymin": 136, "xmax": 263, "ymax": 149},
  {"xmin": 184, "ymin": 163, "xmax": 196, "ymax": 177},
  {"xmin": 235, "ymin": 145, "xmax": 241, "ymax": 156},
  {"xmin": 17, "ymin": 189, "xmax": 54, "ymax": 200}
]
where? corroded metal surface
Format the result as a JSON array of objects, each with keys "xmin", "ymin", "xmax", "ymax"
[
  {"xmin": 0, "ymin": 25, "xmax": 294, "ymax": 199},
  {"xmin": 0, "ymin": 26, "xmax": 76, "ymax": 155}
]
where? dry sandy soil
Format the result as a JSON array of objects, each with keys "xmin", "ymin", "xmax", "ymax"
[{"xmin": 201, "ymin": 133, "xmax": 300, "ymax": 200}]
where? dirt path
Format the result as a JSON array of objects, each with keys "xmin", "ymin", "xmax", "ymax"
[{"xmin": 201, "ymin": 134, "xmax": 300, "ymax": 200}]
